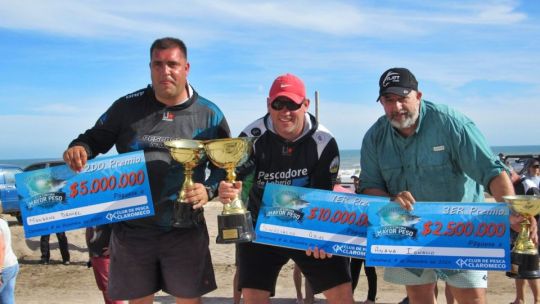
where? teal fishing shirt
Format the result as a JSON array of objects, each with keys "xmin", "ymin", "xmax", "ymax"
[{"xmin": 359, "ymin": 100, "xmax": 506, "ymax": 202}]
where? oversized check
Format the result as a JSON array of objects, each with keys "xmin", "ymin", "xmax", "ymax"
[
  {"xmin": 254, "ymin": 183, "xmax": 389, "ymax": 258},
  {"xmin": 366, "ymin": 201, "xmax": 511, "ymax": 271},
  {"xmin": 15, "ymin": 151, "xmax": 154, "ymax": 238}
]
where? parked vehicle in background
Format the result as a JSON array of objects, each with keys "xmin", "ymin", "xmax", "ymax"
[
  {"xmin": 24, "ymin": 160, "xmax": 65, "ymax": 173},
  {"xmin": 19, "ymin": 160, "xmax": 67, "ymax": 223},
  {"xmin": 499, "ymin": 153, "xmax": 540, "ymax": 175},
  {"xmin": 0, "ymin": 164, "xmax": 23, "ymax": 223},
  {"xmin": 498, "ymin": 153, "xmax": 540, "ymax": 195}
]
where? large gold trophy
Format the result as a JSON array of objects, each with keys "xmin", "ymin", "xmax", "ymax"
[
  {"xmin": 164, "ymin": 139, "xmax": 206, "ymax": 228},
  {"xmin": 504, "ymin": 195, "xmax": 540, "ymax": 279},
  {"xmin": 205, "ymin": 137, "xmax": 256, "ymax": 243}
]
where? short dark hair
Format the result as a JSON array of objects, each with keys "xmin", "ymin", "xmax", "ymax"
[{"xmin": 150, "ymin": 37, "xmax": 187, "ymax": 59}]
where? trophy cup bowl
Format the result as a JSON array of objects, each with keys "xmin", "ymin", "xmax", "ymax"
[
  {"xmin": 164, "ymin": 139, "xmax": 206, "ymax": 228},
  {"xmin": 504, "ymin": 195, "xmax": 540, "ymax": 279},
  {"xmin": 204, "ymin": 137, "xmax": 256, "ymax": 243}
]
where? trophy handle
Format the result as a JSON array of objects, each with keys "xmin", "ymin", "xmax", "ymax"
[
  {"xmin": 514, "ymin": 219, "xmax": 538, "ymax": 254},
  {"xmin": 222, "ymin": 166, "xmax": 247, "ymax": 215},
  {"xmin": 178, "ymin": 166, "xmax": 195, "ymax": 203},
  {"xmin": 225, "ymin": 164, "xmax": 237, "ymax": 183}
]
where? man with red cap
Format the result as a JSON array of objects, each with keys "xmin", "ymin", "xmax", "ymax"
[{"xmin": 218, "ymin": 73, "xmax": 354, "ymax": 304}]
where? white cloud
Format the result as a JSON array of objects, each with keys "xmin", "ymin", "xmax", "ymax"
[
  {"xmin": 0, "ymin": 0, "xmax": 537, "ymax": 155},
  {"xmin": 0, "ymin": 0, "xmax": 215, "ymax": 41},
  {"xmin": 316, "ymin": 101, "xmax": 380, "ymax": 150},
  {"xmin": 0, "ymin": 114, "xmax": 97, "ymax": 159},
  {"xmin": 408, "ymin": 1, "xmax": 526, "ymax": 25},
  {"xmin": 32, "ymin": 103, "xmax": 83, "ymax": 115},
  {"xmin": 0, "ymin": 0, "xmax": 528, "ymax": 40},
  {"xmin": 451, "ymin": 98, "xmax": 540, "ymax": 146}
]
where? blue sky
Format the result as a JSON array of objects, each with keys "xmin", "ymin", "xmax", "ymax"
[{"xmin": 1, "ymin": 0, "xmax": 539, "ymax": 159}]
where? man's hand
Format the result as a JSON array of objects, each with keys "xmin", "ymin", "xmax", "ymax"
[
  {"xmin": 393, "ymin": 191, "xmax": 416, "ymax": 211},
  {"xmin": 510, "ymin": 214, "xmax": 538, "ymax": 245},
  {"xmin": 306, "ymin": 246, "xmax": 332, "ymax": 259},
  {"xmin": 183, "ymin": 183, "xmax": 209, "ymax": 209},
  {"xmin": 510, "ymin": 213, "xmax": 525, "ymax": 232},
  {"xmin": 218, "ymin": 181, "xmax": 242, "ymax": 205},
  {"xmin": 63, "ymin": 146, "xmax": 88, "ymax": 172}
]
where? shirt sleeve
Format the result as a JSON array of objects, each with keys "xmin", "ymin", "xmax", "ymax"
[
  {"xmin": 447, "ymin": 116, "xmax": 506, "ymax": 190},
  {"xmin": 359, "ymin": 126, "xmax": 387, "ymax": 193}
]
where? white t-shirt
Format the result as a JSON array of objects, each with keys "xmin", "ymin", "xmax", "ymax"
[
  {"xmin": 0, "ymin": 218, "xmax": 18, "ymax": 268},
  {"xmin": 522, "ymin": 176, "xmax": 540, "ymax": 195}
]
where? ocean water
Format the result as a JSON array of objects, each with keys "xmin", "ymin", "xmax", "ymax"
[
  {"xmin": 339, "ymin": 145, "xmax": 540, "ymax": 182},
  {"xmin": 2, "ymin": 145, "xmax": 539, "ymax": 180}
]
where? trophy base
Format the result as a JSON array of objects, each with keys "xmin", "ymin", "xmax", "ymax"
[
  {"xmin": 172, "ymin": 202, "xmax": 198, "ymax": 228},
  {"xmin": 216, "ymin": 212, "xmax": 255, "ymax": 244},
  {"xmin": 506, "ymin": 252, "xmax": 540, "ymax": 279}
]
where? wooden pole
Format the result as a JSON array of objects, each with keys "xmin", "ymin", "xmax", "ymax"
[{"xmin": 315, "ymin": 90, "xmax": 319, "ymax": 122}]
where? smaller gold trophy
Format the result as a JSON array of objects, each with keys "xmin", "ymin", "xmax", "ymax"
[
  {"xmin": 504, "ymin": 195, "xmax": 540, "ymax": 279},
  {"xmin": 164, "ymin": 139, "xmax": 206, "ymax": 228},
  {"xmin": 205, "ymin": 137, "xmax": 256, "ymax": 243}
]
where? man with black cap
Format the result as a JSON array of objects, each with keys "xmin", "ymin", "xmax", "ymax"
[
  {"xmin": 359, "ymin": 67, "xmax": 518, "ymax": 304},
  {"xmin": 522, "ymin": 159, "xmax": 540, "ymax": 196}
]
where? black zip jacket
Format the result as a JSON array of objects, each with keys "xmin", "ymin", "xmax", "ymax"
[
  {"xmin": 69, "ymin": 85, "xmax": 230, "ymax": 229},
  {"xmin": 239, "ymin": 113, "xmax": 340, "ymax": 222}
]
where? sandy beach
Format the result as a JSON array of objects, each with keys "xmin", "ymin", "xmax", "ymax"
[{"xmin": 9, "ymin": 201, "xmax": 519, "ymax": 304}]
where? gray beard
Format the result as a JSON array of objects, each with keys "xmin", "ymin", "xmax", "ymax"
[{"xmin": 390, "ymin": 111, "xmax": 419, "ymax": 130}]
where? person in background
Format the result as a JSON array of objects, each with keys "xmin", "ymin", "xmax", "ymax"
[
  {"xmin": 510, "ymin": 158, "xmax": 540, "ymax": 304},
  {"xmin": 294, "ymin": 263, "xmax": 314, "ymax": 304},
  {"xmin": 360, "ymin": 67, "xmax": 525, "ymax": 304},
  {"xmin": 333, "ymin": 176, "xmax": 354, "ymax": 193},
  {"xmin": 522, "ymin": 159, "xmax": 540, "ymax": 196},
  {"xmin": 39, "ymin": 232, "xmax": 70, "ymax": 265},
  {"xmin": 63, "ymin": 37, "xmax": 230, "ymax": 303},
  {"xmin": 233, "ymin": 246, "xmax": 242, "ymax": 304},
  {"xmin": 350, "ymin": 258, "xmax": 377, "ymax": 304},
  {"xmin": 351, "ymin": 176, "xmax": 360, "ymax": 193},
  {"xmin": 233, "ymin": 267, "xmax": 241, "ymax": 304},
  {"xmin": 0, "ymin": 215, "xmax": 19, "ymax": 304},
  {"xmin": 337, "ymin": 175, "xmax": 375, "ymax": 303},
  {"xmin": 86, "ymin": 225, "xmax": 124, "ymax": 304},
  {"xmin": 218, "ymin": 73, "xmax": 353, "ymax": 304}
]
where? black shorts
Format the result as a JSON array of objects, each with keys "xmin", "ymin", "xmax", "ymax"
[
  {"xmin": 108, "ymin": 223, "xmax": 217, "ymax": 300},
  {"xmin": 237, "ymin": 241, "xmax": 351, "ymax": 295}
]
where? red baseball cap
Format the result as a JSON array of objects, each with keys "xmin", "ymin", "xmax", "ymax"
[{"xmin": 268, "ymin": 73, "xmax": 306, "ymax": 104}]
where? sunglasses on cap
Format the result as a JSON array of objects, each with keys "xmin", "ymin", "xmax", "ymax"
[{"xmin": 271, "ymin": 99, "xmax": 303, "ymax": 111}]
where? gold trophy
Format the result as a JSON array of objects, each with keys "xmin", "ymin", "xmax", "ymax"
[
  {"xmin": 504, "ymin": 195, "xmax": 540, "ymax": 279},
  {"xmin": 204, "ymin": 137, "xmax": 256, "ymax": 243},
  {"xmin": 164, "ymin": 139, "xmax": 206, "ymax": 228}
]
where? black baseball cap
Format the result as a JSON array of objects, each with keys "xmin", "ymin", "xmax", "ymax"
[
  {"xmin": 530, "ymin": 159, "xmax": 540, "ymax": 167},
  {"xmin": 378, "ymin": 68, "xmax": 418, "ymax": 100}
]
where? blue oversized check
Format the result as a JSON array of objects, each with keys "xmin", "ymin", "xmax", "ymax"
[
  {"xmin": 254, "ymin": 183, "xmax": 389, "ymax": 258},
  {"xmin": 366, "ymin": 201, "xmax": 511, "ymax": 271},
  {"xmin": 15, "ymin": 151, "xmax": 154, "ymax": 238}
]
